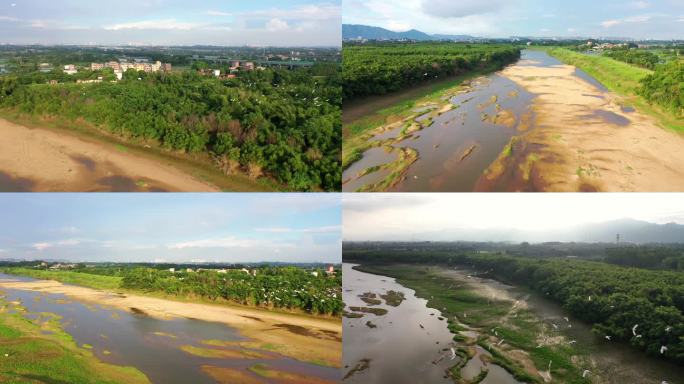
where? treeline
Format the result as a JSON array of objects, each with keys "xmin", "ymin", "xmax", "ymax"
[
  {"xmin": 120, "ymin": 267, "xmax": 342, "ymax": 316},
  {"xmin": 0, "ymin": 67, "xmax": 341, "ymax": 191},
  {"xmin": 605, "ymin": 247, "xmax": 684, "ymax": 271},
  {"xmin": 346, "ymin": 249, "xmax": 684, "ymax": 363},
  {"xmin": 342, "ymin": 43, "xmax": 521, "ymax": 100},
  {"xmin": 638, "ymin": 60, "xmax": 684, "ymax": 117},
  {"xmin": 603, "ymin": 48, "xmax": 660, "ymax": 70}
]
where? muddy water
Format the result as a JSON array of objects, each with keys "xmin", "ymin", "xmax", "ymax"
[
  {"xmin": 342, "ymin": 148, "xmax": 397, "ymax": 191},
  {"xmin": 439, "ymin": 268, "xmax": 684, "ymax": 384},
  {"xmin": 0, "ymin": 274, "xmax": 338, "ymax": 384},
  {"xmin": 344, "ymin": 49, "xmax": 627, "ymax": 192},
  {"xmin": 343, "ymin": 264, "xmax": 521, "ymax": 384}
]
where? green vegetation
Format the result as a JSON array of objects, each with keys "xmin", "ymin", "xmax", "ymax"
[
  {"xmin": 120, "ymin": 267, "xmax": 342, "ymax": 316},
  {"xmin": 0, "ymin": 297, "xmax": 149, "ymax": 383},
  {"xmin": 2, "ymin": 265, "xmax": 342, "ymax": 316},
  {"xmin": 639, "ymin": 60, "xmax": 684, "ymax": 117},
  {"xmin": 347, "ymin": 250, "xmax": 684, "ymax": 364},
  {"xmin": 1, "ymin": 267, "xmax": 122, "ymax": 290},
  {"xmin": 545, "ymin": 47, "xmax": 684, "ymax": 131},
  {"xmin": 604, "ymin": 48, "xmax": 660, "ymax": 70},
  {"xmin": 343, "ymin": 42, "xmax": 520, "ymax": 100},
  {"xmin": 0, "ymin": 66, "xmax": 341, "ymax": 191},
  {"xmin": 605, "ymin": 247, "xmax": 684, "ymax": 271},
  {"xmin": 380, "ymin": 290, "xmax": 405, "ymax": 306},
  {"xmin": 354, "ymin": 264, "xmax": 588, "ymax": 383}
]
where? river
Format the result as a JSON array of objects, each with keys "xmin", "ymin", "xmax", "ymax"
[
  {"xmin": 342, "ymin": 264, "xmax": 521, "ymax": 384},
  {"xmin": 342, "ymin": 49, "xmax": 627, "ymax": 192},
  {"xmin": 0, "ymin": 273, "xmax": 339, "ymax": 384}
]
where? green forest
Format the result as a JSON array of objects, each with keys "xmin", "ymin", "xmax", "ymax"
[
  {"xmin": 342, "ymin": 43, "xmax": 521, "ymax": 100},
  {"xmin": 0, "ymin": 66, "xmax": 341, "ymax": 191},
  {"xmin": 605, "ymin": 246, "xmax": 684, "ymax": 271},
  {"xmin": 603, "ymin": 48, "xmax": 660, "ymax": 70},
  {"xmin": 346, "ymin": 249, "xmax": 684, "ymax": 364},
  {"xmin": 121, "ymin": 267, "xmax": 343, "ymax": 316},
  {"xmin": 638, "ymin": 60, "xmax": 684, "ymax": 117}
]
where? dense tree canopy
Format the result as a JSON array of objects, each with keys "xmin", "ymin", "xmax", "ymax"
[
  {"xmin": 342, "ymin": 43, "xmax": 521, "ymax": 100},
  {"xmin": 638, "ymin": 60, "xmax": 684, "ymax": 117},
  {"xmin": 121, "ymin": 266, "xmax": 342, "ymax": 316},
  {"xmin": 605, "ymin": 247, "xmax": 684, "ymax": 271},
  {"xmin": 604, "ymin": 48, "xmax": 660, "ymax": 70},
  {"xmin": 346, "ymin": 249, "xmax": 684, "ymax": 363},
  {"xmin": 0, "ymin": 67, "xmax": 341, "ymax": 191}
]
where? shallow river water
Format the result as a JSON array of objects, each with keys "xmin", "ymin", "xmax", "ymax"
[
  {"xmin": 343, "ymin": 50, "xmax": 623, "ymax": 192},
  {"xmin": 343, "ymin": 264, "xmax": 521, "ymax": 384},
  {"xmin": 0, "ymin": 273, "xmax": 339, "ymax": 384}
]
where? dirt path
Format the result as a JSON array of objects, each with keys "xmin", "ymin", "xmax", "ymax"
[
  {"xmin": 478, "ymin": 64, "xmax": 684, "ymax": 192},
  {"xmin": 0, "ymin": 118, "xmax": 220, "ymax": 192},
  {"xmin": 0, "ymin": 279, "xmax": 342, "ymax": 368}
]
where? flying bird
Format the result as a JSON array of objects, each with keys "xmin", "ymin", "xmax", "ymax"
[
  {"xmin": 497, "ymin": 339, "xmax": 505, "ymax": 346},
  {"xmin": 450, "ymin": 348, "xmax": 456, "ymax": 360},
  {"xmin": 605, "ymin": 335, "xmax": 611, "ymax": 341},
  {"xmin": 632, "ymin": 324, "xmax": 639, "ymax": 336},
  {"xmin": 582, "ymin": 370, "xmax": 591, "ymax": 378},
  {"xmin": 660, "ymin": 346, "xmax": 668, "ymax": 354}
]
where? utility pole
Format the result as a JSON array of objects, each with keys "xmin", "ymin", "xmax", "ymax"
[{"xmin": 616, "ymin": 233, "xmax": 620, "ymax": 246}]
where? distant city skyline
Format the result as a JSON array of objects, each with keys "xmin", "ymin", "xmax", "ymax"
[
  {"xmin": 0, "ymin": 0, "xmax": 341, "ymax": 46},
  {"xmin": 0, "ymin": 193, "xmax": 341, "ymax": 263},
  {"xmin": 343, "ymin": 0, "xmax": 684, "ymax": 40}
]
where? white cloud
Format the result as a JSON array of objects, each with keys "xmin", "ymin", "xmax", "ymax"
[
  {"xmin": 104, "ymin": 19, "xmax": 198, "ymax": 31},
  {"xmin": 628, "ymin": 1, "xmax": 651, "ymax": 9},
  {"xmin": 421, "ymin": 0, "xmax": 507, "ymax": 18},
  {"xmin": 169, "ymin": 237, "xmax": 260, "ymax": 249},
  {"xmin": 601, "ymin": 19, "xmax": 621, "ymax": 27},
  {"xmin": 32, "ymin": 242, "xmax": 52, "ymax": 251},
  {"xmin": 206, "ymin": 10, "xmax": 231, "ymax": 17},
  {"xmin": 266, "ymin": 18, "xmax": 289, "ymax": 32},
  {"xmin": 0, "ymin": 15, "xmax": 19, "ymax": 22},
  {"xmin": 254, "ymin": 225, "xmax": 341, "ymax": 234}
]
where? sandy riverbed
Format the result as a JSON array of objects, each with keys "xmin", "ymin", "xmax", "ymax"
[
  {"xmin": 0, "ymin": 118, "xmax": 219, "ymax": 192},
  {"xmin": 479, "ymin": 64, "xmax": 684, "ymax": 191},
  {"xmin": 0, "ymin": 279, "xmax": 342, "ymax": 368}
]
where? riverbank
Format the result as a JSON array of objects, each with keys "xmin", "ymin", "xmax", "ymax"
[
  {"xmin": 543, "ymin": 48, "xmax": 683, "ymax": 132},
  {"xmin": 0, "ymin": 293, "xmax": 150, "ymax": 383},
  {"xmin": 353, "ymin": 263, "xmax": 591, "ymax": 384},
  {"xmin": 0, "ymin": 112, "xmax": 277, "ymax": 192},
  {"xmin": 478, "ymin": 51, "xmax": 684, "ymax": 192},
  {"xmin": 342, "ymin": 63, "xmax": 508, "ymax": 192},
  {"xmin": 0, "ymin": 278, "xmax": 342, "ymax": 369}
]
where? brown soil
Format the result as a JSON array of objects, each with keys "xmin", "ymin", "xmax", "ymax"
[
  {"xmin": 0, "ymin": 280, "xmax": 341, "ymax": 368},
  {"xmin": 0, "ymin": 118, "xmax": 219, "ymax": 192},
  {"xmin": 479, "ymin": 64, "xmax": 684, "ymax": 191}
]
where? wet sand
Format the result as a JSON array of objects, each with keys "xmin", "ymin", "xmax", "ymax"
[
  {"xmin": 0, "ymin": 118, "xmax": 219, "ymax": 192},
  {"xmin": 0, "ymin": 279, "xmax": 342, "ymax": 369},
  {"xmin": 479, "ymin": 61, "xmax": 684, "ymax": 192}
]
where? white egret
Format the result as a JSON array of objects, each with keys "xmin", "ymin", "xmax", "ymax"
[
  {"xmin": 582, "ymin": 370, "xmax": 591, "ymax": 378},
  {"xmin": 660, "ymin": 346, "xmax": 668, "ymax": 354},
  {"xmin": 632, "ymin": 324, "xmax": 639, "ymax": 336},
  {"xmin": 450, "ymin": 348, "xmax": 456, "ymax": 360}
]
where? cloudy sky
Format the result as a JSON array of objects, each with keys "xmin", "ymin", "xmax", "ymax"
[
  {"xmin": 343, "ymin": 193, "xmax": 684, "ymax": 241},
  {"xmin": 0, "ymin": 193, "xmax": 341, "ymax": 263},
  {"xmin": 0, "ymin": 0, "xmax": 340, "ymax": 46},
  {"xmin": 343, "ymin": 0, "xmax": 684, "ymax": 39}
]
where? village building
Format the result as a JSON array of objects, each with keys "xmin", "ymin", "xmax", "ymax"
[{"xmin": 63, "ymin": 64, "xmax": 77, "ymax": 75}]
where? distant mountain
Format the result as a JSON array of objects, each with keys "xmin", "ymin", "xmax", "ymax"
[
  {"xmin": 343, "ymin": 24, "xmax": 476, "ymax": 42},
  {"xmin": 371, "ymin": 219, "xmax": 684, "ymax": 244}
]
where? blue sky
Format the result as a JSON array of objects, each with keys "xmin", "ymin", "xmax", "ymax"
[
  {"xmin": 0, "ymin": 0, "xmax": 340, "ymax": 46},
  {"xmin": 343, "ymin": 0, "xmax": 684, "ymax": 39},
  {"xmin": 0, "ymin": 193, "xmax": 341, "ymax": 263}
]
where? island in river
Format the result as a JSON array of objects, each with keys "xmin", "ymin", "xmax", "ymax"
[
  {"xmin": 0, "ymin": 273, "xmax": 341, "ymax": 384},
  {"xmin": 342, "ymin": 263, "xmax": 684, "ymax": 384},
  {"xmin": 343, "ymin": 49, "xmax": 684, "ymax": 192}
]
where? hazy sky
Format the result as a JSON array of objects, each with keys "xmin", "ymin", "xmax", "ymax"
[
  {"xmin": 0, "ymin": 193, "xmax": 341, "ymax": 263},
  {"xmin": 343, "ymin": 193, "xmax": 684, "ymax": 241},
  {"xmin": 343, "ymin": 0, "xmax": 684, "ymax": 39},
  {"xmin": 0, "ymin": 0, "xmax": 341, "ymax": 46}
]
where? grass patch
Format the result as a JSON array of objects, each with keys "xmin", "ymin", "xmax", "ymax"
[
  {"xmin": 542, "ymin": 48, "xmax": 684, "ymax": 132},
  {"xmin": 2, "ymin": 268, "xmax": 122, "ymax": 291}
]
